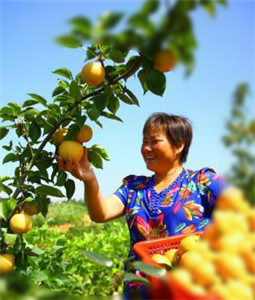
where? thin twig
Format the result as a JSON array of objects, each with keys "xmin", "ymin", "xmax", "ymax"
[
  {"xmin": 97, "ymin": 44, "xmax": 106, "ymax": 69},
  {"xmin": 21, "ymin": 121, "xmax": 34, "ymax": 158}
]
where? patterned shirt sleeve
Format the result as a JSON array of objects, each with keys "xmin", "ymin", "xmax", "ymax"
[
  {"xmin": 113, "ymin": 175, "xmax": 136, "ymax": 207},
  {"xmin": 196, "ymin": 168, "xmax": 229, "ymax": 213}
]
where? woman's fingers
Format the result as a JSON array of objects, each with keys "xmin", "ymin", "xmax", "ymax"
[
  {"xmin": 73, "ymin": 162, "xmax": 83, "ymax": 179},
  {"xmin": 56, "ymin": 156, "xmax": 65, "ymax": 171},
  {"xmin": 82, "ymin": 147, "xmax": 87, "ymax": 160},
  {"xmin": 80, "ymin": 147, "xmax": 89, "ymax": 167},
  {"xmin": 66, "ymin": 158, "xmax": 74, "ymax": 173},
  {"xmin": 56, "ymin": 155, "xmax": 85, "ymax": 180}
]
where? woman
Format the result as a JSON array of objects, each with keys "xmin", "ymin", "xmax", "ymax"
[{"xmin": 57, "ymin": 112, "xmax": 229, "ymax": 297}]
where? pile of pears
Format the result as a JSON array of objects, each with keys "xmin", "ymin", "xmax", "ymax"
[{"xmin": 151, "ymin": 188, "xmax": 255, "ymax": 300}]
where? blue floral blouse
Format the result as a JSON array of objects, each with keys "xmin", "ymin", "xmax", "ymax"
[{"xmin": 114, "ymin": 167, "xmax": 228, "ymax": 288}]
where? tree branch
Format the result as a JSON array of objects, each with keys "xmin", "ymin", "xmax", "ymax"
[{"xmin": 11, "ymin": 55, "xmax": 143, "ymax": 200}]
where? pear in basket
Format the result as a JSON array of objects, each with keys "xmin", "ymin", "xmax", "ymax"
[
  {"xmin": 178, "ymin": 235, "xmax": 200, "ymax": 256},
  {"xmin": 164, "ymin": 249, "xmax": 180, "ymax": 267},
  {"xmin": 151, "ymin": 254, "xmax": 171, "ymax": 270}
]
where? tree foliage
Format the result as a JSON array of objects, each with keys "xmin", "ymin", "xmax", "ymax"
[{"xmin": 222, "ymin": 83, "xmax": 255, "ymax": 205}]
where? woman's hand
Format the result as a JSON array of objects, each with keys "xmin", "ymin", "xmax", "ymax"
[{"xmin": 56, "ymin": 147, "xmax": 96, "ymax": 182}]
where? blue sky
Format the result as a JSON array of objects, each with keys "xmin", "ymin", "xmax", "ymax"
[{"xmin": 1, "ymin": 0, "xmax": 255, "ymax": 200}]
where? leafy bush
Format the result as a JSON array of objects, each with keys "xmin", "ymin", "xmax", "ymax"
[
  {"xmin": 32, "ymin": 200, "xmax": 87, "ymax": 226},
  {"xmin": 25, "ymin": 217, "xmax": 129, "ymax": 297}
]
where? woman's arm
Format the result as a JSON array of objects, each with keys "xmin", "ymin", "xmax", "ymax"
[
  {"xmin": 57, "ymin": 147, "xmax": 125, "ymax": 223},
  {"xmin": 84, "ymin": 178, "xmax": 125, "ymax": 223}
]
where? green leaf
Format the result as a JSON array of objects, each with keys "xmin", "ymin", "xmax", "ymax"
[
  {"xmin": 27, "ymin": 94, "xmax": 47, "ymax": 106},
  {"xmin": 100, "ymin": 112, "xmax": 123, "ymax": 122},
  {"xmin": 93, "ymin": 95, "xmax": 108, "ymax": 113},
  {"xmin": 0, "ymin": 106, "xmax": 17, "ymax": 121},
  {"xmin": 88, "ymin": 149, "xmax": 103, "ymax": 169},
  {"xmin": 0, "ymin": 198, "xmax": 17, "ymax": 220},
  {"xmin": 69, "ymin": 80, "xmax": 82, "ymax": 100},
  {"xmin": 23, "ymin": 108, "xmax": 40, "ymax": 120},
  {"xmin": 58, "ymin": 79, "xmax": 69, "ymax": 89},
  {"xmin": 95, "ymin": 120, "xmax": 103, "ymax": 128},
  {"xmin": 52, "ymin": 245, "xmax": 67, "ymax": 253},
  {"xmin": 86, "ymin": 46, "xmax": 98, "ymax": 60},
  {"xmin": 4, "ymin": 233, "xmax": 18, "ymax": 247},
  {"xmin": 146, "ymin": 70, "xmax": 166, "ymax": 96},
  {"xmin": 128, "ymin": 13, "xmax": 155, "ymax": 35},
  {"xmin": 138, "ymin": 69, "xmax": 149, "ymax": 94},
  {"xmin": 216, "ymin": 0, "xmax": 227, "ymax": 5},
  {"xmin": 75, "ymin": 72, "xmax": 82, "ymax": 84},
  {"xmin": 64, "ymin": 179, "xmax": 75, "ymax": 200},
  {"xmin": 26, "ymin": 246, "xmax": 45, "ymax": 256},
  {"xmin": 141, "ymin": 56, "xmax": 154, "ymax": 70},
  {"xmin": 52, "ymin": 86, "xmax": 66, "ymax": 97},
  {"xmin": 8, "ymin": 102, "xmax": 21, "ymax": 115},
  {"xmin": 56, "ymin": 171, "xmax": 67, "ymax": 186},
  {"xmin": 124, "ymin": 272, "xmax": 150, "ymax": 285},
  {"xmin": 3, "ymin": 153, "xmax": 19, "ymax": 164},
  {"xmin": 0, "ymin": 182, "xmax": 13, "ymax": 195},
  {"xmin": 53, "ymin": 67, "xmax": 73, "ymax": 80},
  {"xmin": 118, "ymin": 94, "xmax": 133, "ymax": 105},
  {"xmin": 37, "ymin": 197, "xmax": 50, "ymax": 218},
  {"xmin": 30, "ymin": 270, "xmax": 48, "ymax": 282},
  {"xmin": 64, "ymin": 123, "xmax": 80, "ymax": 141},
  {"xmin": 69, "ymin": 16, "xmax": 92, "ymax": 39},
  {"xmin": 0, "ymin": 106, "xmax": 12, "ymax": 116},
  {"xmin": 0, "ymin": 127, "xmax": 9, "ymax": 140},
  {"xmin": 109, "ymin": 49, "xmax": 125, "ymax": 63},
  {"xmin": 35, "ymin": 185, "xmax": 65, "ymax": 198},
  {"xmin": 87, "ymin": 106, "xmax": 101, "ymax": 121},
  {"xmin": 75, "ymin": 115, "xmax": 87, "ymax": 127},
  {"xmin": 28, "ymin": 121, "xmax": 41, "ymax": 143},
  {"xmin": 128, "ymin": 13, "xmax": 146, "ymax": 28},
  {"xmin": 131, "ymin": 261, "xmax": 166, "ymax": 278},
  {"xmin": 201, "ymin": 0, "xmax": 216, "ymax": 17},
  {"xmin": 46, "ymin": 104, "xmax": 61, "ymax": 117},
  {"xmin": 91, "ymin": 145, "xmax": 110, "ymax": 161},
  {"xmin": 98, "ymin": 12, "xmax": 124, "ymax": 29},
  {"xmin": 124, "ymin": 88, "xmax": 140, "ymax": 106},
  {"xmin": 107, "ymin": 95, "xmax": 120, "ymax": 115},
  {"xmin": 0, "ymin": 176, "xmax": 12, "ymax": 182},
  {"xmin": 104, "ymin": 65, "xmax": 119, "ymax": 83},
  {"xmin": 51, "ymin": 163, "xmax": 59, "ymax": 182},
  {"xmin": 22, "ymin": 99, "xmax": 39, "ymax": 107},
  {"xmin": 54, "ymin": 94, "xmax": 74, "ymax": 104},
  {"xmin": 2, "ymin": 141, "xmax": 13, "ymax": 151},
  {"xmin": 142, "ymin": 0, "xmax": 159, "ymax": 14},
  {"xmin": 24, "ymin": 196, "xmax": 35, "ymax": 203},
  {"xmin": 79, "ymin": 250, "xmax": 113, "ymax": 267},
  {"xmin": 55, "ymin": 34, "xmax": 82, "ymax": 48}
]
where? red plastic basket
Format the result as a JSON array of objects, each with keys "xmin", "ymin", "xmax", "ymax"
[
  {"xmin": 133, "ymin": 232, "xmax": 202, "ymax": 269},
  {"xmin": 133, "ymin": 232, "xmax": 223, "ymax": 300}
]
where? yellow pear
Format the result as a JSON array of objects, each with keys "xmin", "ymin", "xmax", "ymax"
[
  {"xmin": 179, "ymin": 235, "xmax": 200, "ymax": 255},
  {"xmin": 59, "ymin": 141, "xmax": 84, "ymax": 163},
  {"xmin": 164, "ymin": 249, "xmax": 180, "ymax": 267},
  {"xmin": 0, "ymin": 254, "xmax": 15, "ymax": 274},
  {"xmin": 151, "ymin": 254, "xmax": 171, "ymax": 268},
  {"xmin": 10, "ymin": 213, "xmax": 32, "ymax": 234}
]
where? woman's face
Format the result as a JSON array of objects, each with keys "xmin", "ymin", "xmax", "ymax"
[{"xmin": 141, "ymin": 129, "xmax": 183, "ymax": 173}]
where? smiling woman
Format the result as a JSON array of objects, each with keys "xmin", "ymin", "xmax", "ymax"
[
  {"xmin": 141, "ymin": 113, "xmax": 193, "ymax": 190},
  {"xmin": 58, "ymin": 112, "xmax": 230, "ymax": 298}
]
